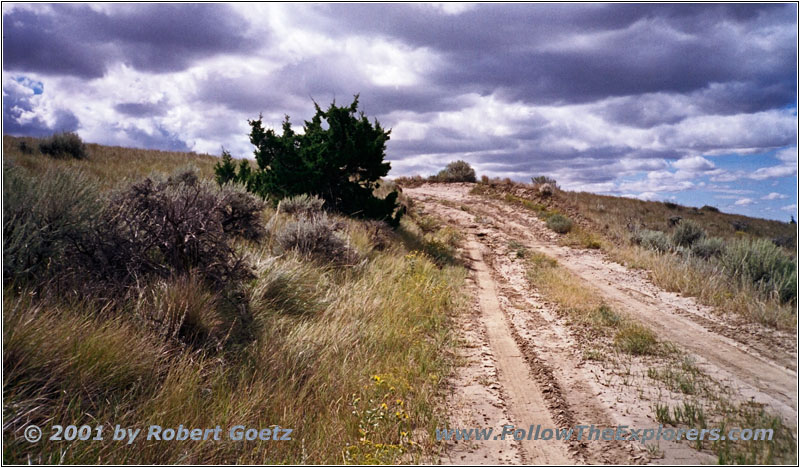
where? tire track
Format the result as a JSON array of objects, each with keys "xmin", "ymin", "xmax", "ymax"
[{"xmin": 410, "ymin": 183, "xmax": 797, "ymax": 427}]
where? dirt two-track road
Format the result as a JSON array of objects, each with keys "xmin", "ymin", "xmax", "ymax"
[{"xmin": 406, "ymin": 183, "xmax": 797, "ymax": 465}]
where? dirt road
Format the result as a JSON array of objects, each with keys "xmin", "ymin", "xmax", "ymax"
[{"xmin": 409, "ymin": 183, "xmax": 797, "ymax": 465}]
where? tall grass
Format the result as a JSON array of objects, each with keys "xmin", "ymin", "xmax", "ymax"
[
  {"xmin": 611, "ymin": 245, "xmax": 795, "ymax": 330},
  {"xmin": 3, "ymin": 165, "xmax": 101, "ymax": 285},
  {"xmin": 719, "ymin": 238, "xmax": 796, "ymax": 304},
  {"xmin": 5, "ymin": 246, "xmax": 466, "ymax": 463},
  {"xmin": 3, "ymin": 139, "xmax": 468, "ymax": 464}
]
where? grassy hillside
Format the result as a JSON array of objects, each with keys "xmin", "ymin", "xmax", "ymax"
[
  {"xmin": 4, "ymin": 135, "xmax": 219, "ymax": 190},
  {"xmin": 395, "ymin": 173, "xmax": 796, "ymax": 330},
  {"xmin": 564, "ymin": 190, "xmax": 795, "ymax": 248},
  {"xmin": 3, "ymin": 135, "xmax": 466, "ymax": 463},
  {"xmin": 461, "ymin": 179, "xmax": 797, "ymax": 330}
]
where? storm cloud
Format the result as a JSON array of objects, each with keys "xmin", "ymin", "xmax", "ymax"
[
  {"xmin": 2, "ymin": 3, "xmax": 797, "ymax": 219},
  {"xmin": 3, "ymin": 4, "xmax": 256, "ymax": 78}
]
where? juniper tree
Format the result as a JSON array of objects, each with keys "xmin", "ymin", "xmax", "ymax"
[
  {"xmin": 220, "ymin": 96, "xmax": 403, "ymax": 226},
  {"xmin": 214, "ymin": 149, "xmax": 237, "ymax": 185}
]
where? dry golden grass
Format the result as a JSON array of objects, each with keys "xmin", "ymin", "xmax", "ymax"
[
  {"xmin": 4, "ymin": 220, "xmax": 468, "ymax": 464},
  {"xmin": 3, "ymin": 137, "xmax": 469, "ymax": 464},
  {"xmin": 523, "ymin": 251, "xmax": 660, "ymax": 356},
  {"xmin": 470, "ymin": 181, "xmax": 796, "ymax": 330},
  {"xmin": 4, "ymin": 135, "xmax": 219, "ymax": 190},
  {"xmin": 560, "ymin": 190, "xmax": 796, "ymax": 250},
  {"xmin": 609, "ymin": 244, "xmax": 796, "ymax": 330}
]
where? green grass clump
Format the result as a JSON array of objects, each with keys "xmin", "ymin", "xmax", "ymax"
[
  {"xmin": 591, "ymin": 304, "xmax": 622, "ymax": 328},
  {"xmin": 672, "ymin": 220, "xmax": 706, "ymax": 247},
  {"xmin": 647, "ymin": 357, "xmax": 709, "ymax": 396},
  {"xmin": 614, "ymin": 323, "xmax": 658, "ymax": 355},
  {"xmin": 632, "ymin": 229, "xmax": 671, "ymax": 253},
  {"xmin": 249, "ymin": 255, "xmax": 328, "ymax": 316},
  {"xmin": 561, "ymin": 226, "xmax": 603, "ymax": 250},
  {"xmin": 712, "ymin": 400, "xmax": 797, "ymax": 464},
  {"xmin": 690, "ymin": 236, "xmax": 725, "ymax": 259},
  {"xmin": 545, "ymin": 213, "xmax": 573, "ymax": 234}
]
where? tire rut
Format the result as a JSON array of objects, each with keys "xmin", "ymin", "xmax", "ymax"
[
  {"xmin": 409, "ymin": 183, "xmax": 797, "ymax": 464},
  {"xmin": 464, "ymin": 238, "xmax": 573, "ymax": 464}
]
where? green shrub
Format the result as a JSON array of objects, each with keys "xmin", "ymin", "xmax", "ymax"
[
  {"xmin": 17, "ymin": 140, "xmax": 34, "ymax": 154},
  {"xmin": 701, "ymin": 205, "xmax": 720, "ymax": 213},
  {"xmin": 433, "ymin": 160, "xmax": 476, "ymax": 183},
  {"xmin": 276, "ymin": 213, "xmax": 359, "ymax": 266},
  {"xmin": 545, "ymin": 214, "xmax": 573, "ymax": 234},
  {"xmin": 672, "ymin": 220, "xmax": 706, "ymax": 247},
  {"xmin": 38, "ymin": 132, "xmax": 88, "ymax": 159},
  {"xmin": 279, "ymin": 194, "xmax": 325, "ymax": 217},
  {"xmin": 691, "ymin": 236, "xmax": 725, "ymax": 259},
  {"xmin": 531, "ymin": 175, "xmax": 559, "ymax": 189},
  {"xmin": 720, "ymin": 238, "xmax": 796, "ymax": 303},
  {"xmin": 3, "ymin": 165, "xmax": 101, "ymax": 286},
  {"xmin": 632, "ymin": 229, "xmax": 672, "ymax": 253},
  {"xmin": 214, "ymin": 149, "xmax": 237, "ymax": 185},
  {"xmin": 217, "ymin": 182, "xmax": 269, "ymax": 241},
  {"xmin": 614, "ymin": 323, "xmax": 658, "ymax": 355}
]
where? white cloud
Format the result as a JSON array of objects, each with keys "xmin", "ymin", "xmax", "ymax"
[
  {"xmin": 637, "ymin": 191, "xmax": 660, "ymax": 200},
  {"xmin": 707, "ymin": 186, "xmax": 754, "ymax": 195},
  {"xmin": 749, "ymin": 164, "xmax": 797, "ymax": 180},
  {"xmin": 659, "ymin": 109, "xmax": 796, "ymax": 155},
  {"xmin": 422, "ymin": 3, "xmax": 477, "ymax": 15},
  {"xmin": 762, "ymin": 192, "xmax": 788, "ymax": 200},
  {"xmin": 781, "ymin": 204, "xmax": 797, "ymax": 212},
  {"xmin": 774, "ymin": 146, "xmax": 798, "ymax": 163},
  {"xmin": 735, "ymin": 198, "xmax": 755, "ymax": 206},
  {"xmin": 618, "ymin": 158, "xmax": 669, "ymax": 171},
  {"xmin": 709, "ymin": 170, "xmax": 743, "ymax": 182},
  {"xmin": 672, "ymin": 155, "xmax": 715, "ymax": 172},
  {"xmin": 354, "ymin": 39, "xmax": 440, "ymax": 87}
]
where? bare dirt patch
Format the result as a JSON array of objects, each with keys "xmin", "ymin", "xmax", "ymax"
[{"xmin": 411, "ymin": 183, "xmax": 797, "ymax": 465}]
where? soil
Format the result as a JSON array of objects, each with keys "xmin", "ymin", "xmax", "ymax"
[{"xmin": 408, "ymin": 183, "xmax": 797, "ymax": 465}]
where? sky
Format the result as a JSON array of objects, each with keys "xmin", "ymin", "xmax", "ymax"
[{"xmin": 2, "ymin": 3, "xmax": 798, "ymax": 220}]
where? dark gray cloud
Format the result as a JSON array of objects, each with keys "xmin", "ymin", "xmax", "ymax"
[
  {"xmin": 389, "ymin": 130, "xmax": 517, "ymax": 158},
  {"xmin": 1, "ymin": 3, "xmax": 796, "ymax": 216},
  {"xmin": 3, "ymin": 4, "xmax": 257, "ymax": 78},
  {"xmin": 115, "ymin": 124, "xmax": 190, "ymax": 152},
  {"xmin": 312, "ymin": 3, "xmax": 795, "ymax": 110},
  {"xmin": 114, "ymin": 100, "xmax": 167, "ymax": 117},
  {"xmin": 194, "ymin": 55, "xmax": 466, "ymax": 121}
]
